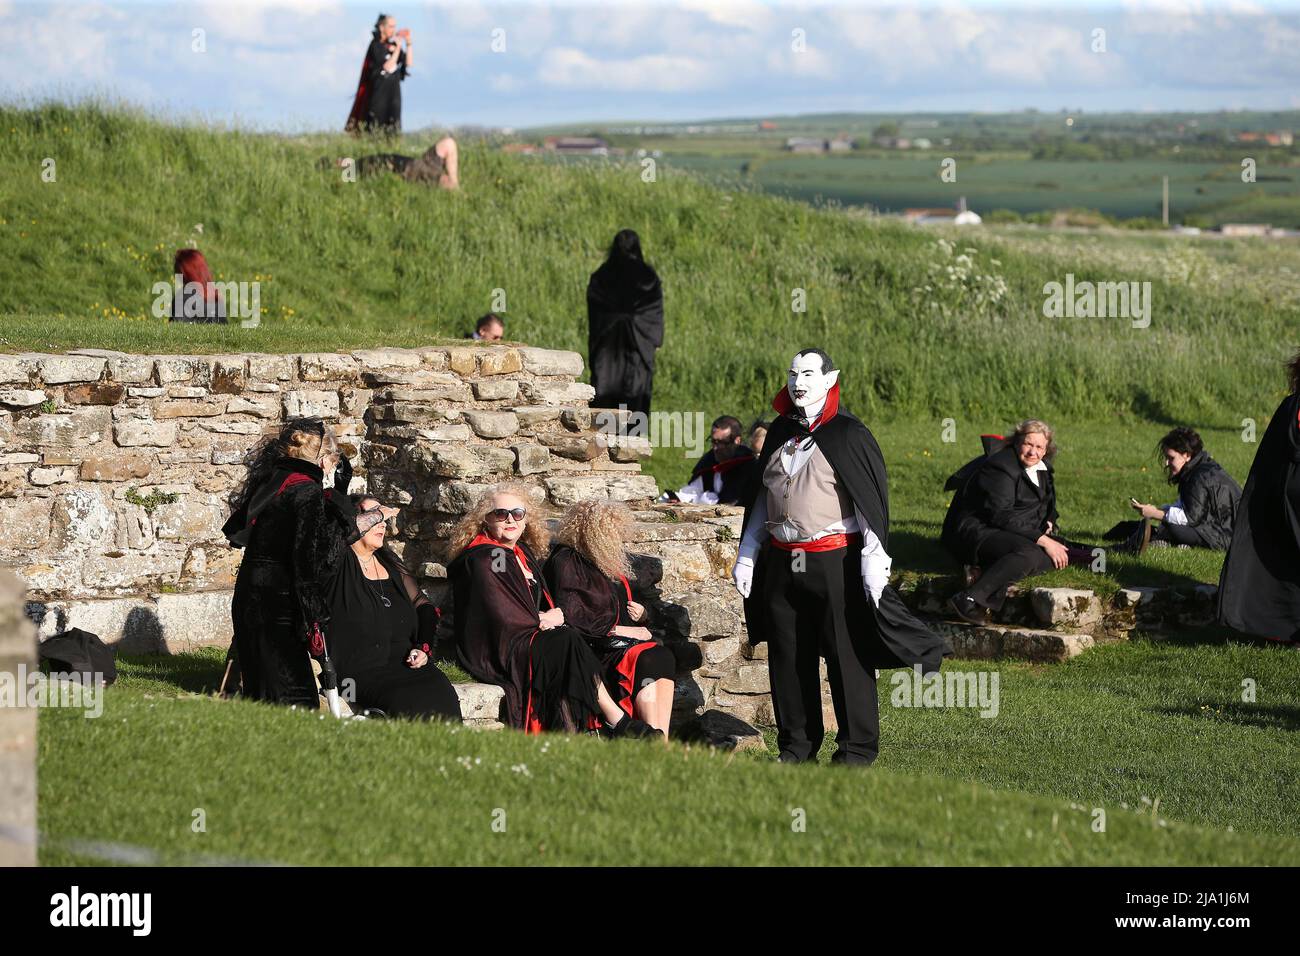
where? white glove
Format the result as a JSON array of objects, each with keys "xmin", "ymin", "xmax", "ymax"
[
  {"xmin": 863, "ymin": 572, "xmax": 888, "ymax": 606},
  {"xmin": 732, "ymin": 557, "xmax": 754, "ymax": 598},
  {"xmin": 861, "ymin": 552, "xmax": 891, "ymax": 606}
]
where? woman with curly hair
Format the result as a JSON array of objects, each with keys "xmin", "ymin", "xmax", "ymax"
[
  {"xmin": 544, "ymin": 500, "xmax": 675, "ymax": 737},
  {"xmin": 446, "ymin": 484, "xmax": 660, "ymax": 738}
]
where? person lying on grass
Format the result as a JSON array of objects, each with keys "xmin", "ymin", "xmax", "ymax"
[
  {"xmin": 445, "ymin": 484, "xmax": 661, "ymax": 739},
  {"xmin": 317, "ymin": 137, "xmax": 460, "ymax": 190},
  {"xmin": 543, "ymin": 500, "xmax": 675, "ymax": 739},
  {"xmin": 320, "ymin": 494, "xmax": 461, "ymax": 721},
  {"xmin": 1107, "ymin": 426, "xmax": 1241, "ymax": 554},
  {"xmin": 942, "ymin": 419, "xmax": 1095, "ymax": 624}
]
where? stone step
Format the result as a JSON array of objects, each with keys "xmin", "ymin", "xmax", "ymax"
[
  {"xmin": 901, "ymin": 579, "xmax": 1219, "ymax": 637},
  {"xmin": 927, "ymin": 618, "xmax": 1095, "ymax": 663},
  {"xmin": 454, "ymin": 681, "xmax": 505, "ymax": 730}
]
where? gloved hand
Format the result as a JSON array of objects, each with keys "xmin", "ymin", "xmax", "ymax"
[
  {"xmin": 732, "ymin": 557, "xmax": 754, "ymax": 598},
  {"xmin": 861, "ymin": 552, "xmax": 891, "ymax": 607},
  {"xmin": 332, "ymin": 453, "xmax": 353, "ymax": 493}
]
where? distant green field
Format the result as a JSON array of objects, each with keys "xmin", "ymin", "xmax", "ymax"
[{"xmin": 653, "ymin": 152, "xmax": 1300, "ymax": 225}]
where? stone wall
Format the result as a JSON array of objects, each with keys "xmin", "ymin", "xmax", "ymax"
[
  {"xmin": 1, "ymin": 346, "xmax": 781, "ymax": 730},
  {"xmin": 0, "ymin": 571, "xmax": 36, "ymax": 865}
]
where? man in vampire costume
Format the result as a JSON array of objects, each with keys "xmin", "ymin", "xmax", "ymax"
[
  {"xmin": 1217, "ymin": 353, "xmax": 1300, "ymax": 645},
  {"xmin": 734, "ymin": 349, "xmax": 950, "ymax": 765}
]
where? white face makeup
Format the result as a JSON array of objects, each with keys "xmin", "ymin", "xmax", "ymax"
[{"xmin": 787, "ymin": 352, "xmax": 839, "ymax": 412}]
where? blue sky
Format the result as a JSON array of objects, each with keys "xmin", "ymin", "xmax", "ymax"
[{"xmin": 3, "ymin": 1, "xmax": 1299, "ymax": 131}]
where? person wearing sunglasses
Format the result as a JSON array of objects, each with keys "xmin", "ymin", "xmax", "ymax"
[
  {"xmin": 544, "ymin": 500, "xmax": 675, "ymax": 738},
  {"xmin": 446, "ymin": 484, "xmax": 660, "ymax": 738},
  {"xmin": 317, "ymin": 495, "xmax": 461, "ymax": 720}
]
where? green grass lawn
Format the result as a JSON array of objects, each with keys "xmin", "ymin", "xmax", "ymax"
[{"xmin": 36, "ymin": 639, "xmax": 1299, "ymax": 866}]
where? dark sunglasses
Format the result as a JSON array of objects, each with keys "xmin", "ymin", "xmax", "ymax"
[{"xmin": 487, "ymin": 507, "xmax": 527, "ymax": 521}]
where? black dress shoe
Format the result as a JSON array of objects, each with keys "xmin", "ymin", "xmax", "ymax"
[{"xmin": 949, "ymin": 592, "xmax": 989, "ymax": 625}]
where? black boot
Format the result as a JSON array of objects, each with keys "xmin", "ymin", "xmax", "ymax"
[{"xmin": 607, "ymin": 712, "xmax": 662, "ymax": 741}]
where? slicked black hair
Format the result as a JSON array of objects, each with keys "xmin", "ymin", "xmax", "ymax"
[{"xmin": 794, "ymin": 348, "xmax": 835, "ymax": 374}]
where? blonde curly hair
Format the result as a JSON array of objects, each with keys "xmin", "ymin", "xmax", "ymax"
[
  {"xmin": 552, "ymin": 499, "xmax": 634, "ymax": 581},
  {"xmin": 446, "ymin": 482, "xmax": 549, "ymax": 560}
]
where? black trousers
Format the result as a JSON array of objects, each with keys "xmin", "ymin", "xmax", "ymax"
[
  {"xmin": 761, "ymin": 545, "xmax": 879, "ymax": 765},
  {"xmin": 966, "ymin": 531, "xmax": 1055, "ymax": 611},
  {"xmin": 1153, "ymin": 522, "xmax": 1205, "ymax": 547}
]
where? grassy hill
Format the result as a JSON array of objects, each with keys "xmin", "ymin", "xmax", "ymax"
[{"xmin": 3, "ymin": 101, "xmax": 1299, "ymax": 430}]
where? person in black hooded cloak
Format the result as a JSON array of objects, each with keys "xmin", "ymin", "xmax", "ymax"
[
  {"xmin": 1217, "ymin": 350, "xmax": 1300, "ymax": 645},
  {"xmin": 586, "ymin": 229, "xmax": 664, "ymax": 416},
  {"xmin": 734, "ymin": 349, "xmax": 950, "ymax": 766}
]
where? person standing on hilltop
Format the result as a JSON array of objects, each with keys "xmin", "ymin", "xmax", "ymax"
[
  {"xmin": 586, "ymin": 229, "xmax": 664, "ymax": 417},
  {"xmin": 346, "ymin": 14, "xmax": 411, "ymax": 135}
]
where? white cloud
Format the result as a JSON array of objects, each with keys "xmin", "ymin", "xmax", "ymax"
[{"xmin": 538, "ymin": 47, "xmax": 719, "ymax": 92}]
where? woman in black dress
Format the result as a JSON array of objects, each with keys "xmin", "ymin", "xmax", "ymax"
[
  {"xmin": 324, "ymin": 494, "xmax": 461, "ymax": 720},
  {"xmin": 544, "ymin": 500, "xmax": 675, "ymax": 737},
  {"xmin": 345, "ymin": 14, "xmax": 411, "ymax": 134},
  {"xmin": 222, "ymin": 418, "xmax": 351, "ymax": 706},
  {"xmin": 446, "ymin": 484, "xmax": 660, "ymax": 738}
]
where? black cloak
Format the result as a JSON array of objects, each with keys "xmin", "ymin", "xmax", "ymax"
[
  {"xmin": 222, "ymin": 457, "xmax": 353, "ymax": 706},
  {"xmin": 586, "ymin": 257, "xmax": 664, "ymax": 414},
  {"xmin": 739, "ymin": 384, "xmax": 950, "ymax": 673},
  {"xmin": 1217, "ymin": 392, "xmax": 1300, "ymax": 641},
  {"xmin": 447, "ymin": 538, "xmax": 603, "ymax": 731}
]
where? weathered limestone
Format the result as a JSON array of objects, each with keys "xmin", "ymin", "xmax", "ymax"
[{"xmin": 0, "ymin": 572, "xmax": 36, "ymax": 865}]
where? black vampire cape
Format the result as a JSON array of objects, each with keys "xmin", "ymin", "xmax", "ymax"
[
  {"xmin": 1217, "ymin": 392, "xmax": 1300, "ymax": 641},
  {"xmin": 586, "ymin": 257, "xmax": 664, "ymax": 414},
  {"xmin": 739, "ymin": 384, "xmax": 950, "ymax": 674}
]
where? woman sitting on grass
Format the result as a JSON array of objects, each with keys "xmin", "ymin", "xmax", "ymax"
[
  {"xmin": 168, "ymin": 248, "xmax": 227, "ymax": 323},
  {"xmin": 1112, "ymin": 427, "xmax": 1241, "ymax": 553},
  {"xmin": 942, "ymin": 419, "xmax": 1093, "ymax": 623},
  {"xmin": 446, "ymin": 484, "xmax": 661, "ymax": 739},
  {"xmin": 544, "ymin": 500, "xmax": 675, "ymax": 739},
  {"xmin": 321, "ymin": 494, "xmax": 461, "ymax": 721}
]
